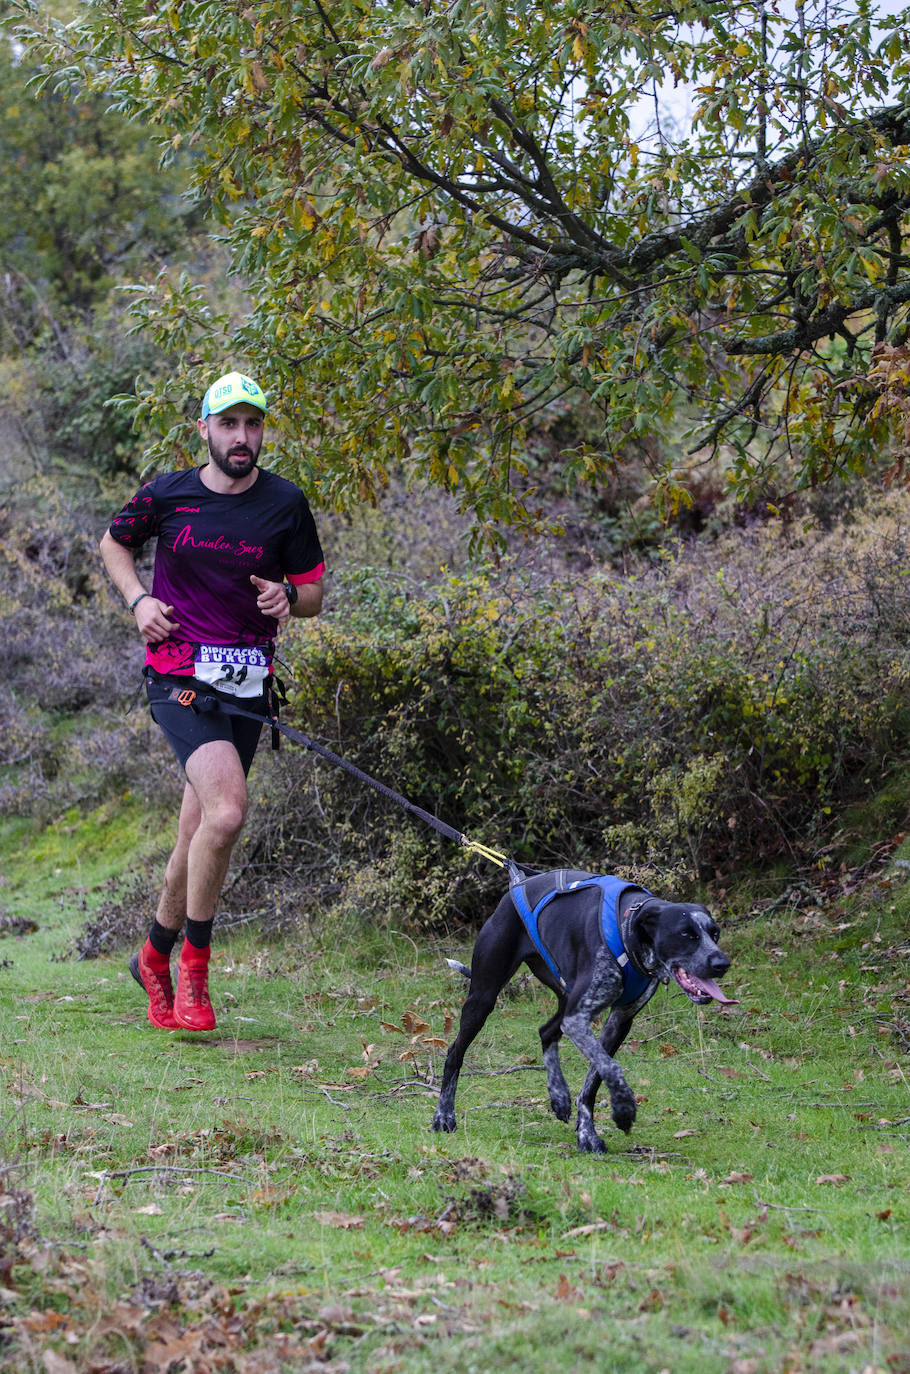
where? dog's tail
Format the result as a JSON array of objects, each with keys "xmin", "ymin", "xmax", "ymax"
[{"xmin": 445, "ymin": 957, "xmax": 471, "ymax": 981}]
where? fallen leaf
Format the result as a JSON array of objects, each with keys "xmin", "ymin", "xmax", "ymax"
[
  {"xmin": 722, "ymin": 1172, "xmax": 753, "ymax": 1185},
  {"xmin": 816, "ymin": 1174, "xmax": 850, "ymax": 1185},
  {"xmin": 674, "ymin": 1129, "xmax": 697, "ymax": 1139},
  {"xmin": 562, "ymin": 1220, "xmax": 613, "ymax": 1238},
  {"xmin": 555, "ymin": 1273, "xmax": 583, "ymax": 1301},
  {"xmin": 289, "ymin": 1061, "xmax": 319, "ymax": 1077},
  {"xmin": 42, "ymin": 1352, "xmax": 78, "ymax": 1374},
  {"xmin": 134, "ymin": 1204, "xmax": 163, "ymax": 1216},
  {"xmin": 314, "ymin": 1211, "xmax": 364, "ymax": 1230}
]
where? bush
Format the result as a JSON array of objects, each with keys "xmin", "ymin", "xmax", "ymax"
[
  {"xmin": 238, "ymin": 501, "xmax": 910, "ymax": 930},
  {"xmin": 8, "ymin": 467, "xmax": 910, "ymax": 942},
  {"xmin": 0, "ymin": 475, "xmax": 172, "ymax": 823}
]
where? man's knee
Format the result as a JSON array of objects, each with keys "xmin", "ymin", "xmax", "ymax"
[{"xmin": 204, "ymin": 797, "xmax": 247, "ymax": 848}]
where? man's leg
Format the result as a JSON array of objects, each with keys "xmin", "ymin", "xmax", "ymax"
[
  {"xmin": 131, "ymin": 783, "xmax": 202, "ymax": 1030},
  {"xmin": 156, "ymin": 782, "xmax": 203, "ymax": 931},
  {"xmin": 172, "ymin": 739, "xmax": 249, "ymax": 1031}
]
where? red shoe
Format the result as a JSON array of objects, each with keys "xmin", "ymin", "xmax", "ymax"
[
  {"xmin": 129, "ymin": 949, "xmax": 178, "ymax": 1030},
  {"xmin": 174, "ymin": 951, "xmax": 216, "ymax": 1032}
]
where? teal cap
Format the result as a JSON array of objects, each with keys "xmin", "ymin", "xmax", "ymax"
[{"xmin": 201, "ymin": 371, "xmax": 267, "ymax": 419}]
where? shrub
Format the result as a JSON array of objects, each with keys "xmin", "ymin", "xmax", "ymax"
[{"xmin": 248, "ymin": 500, "xmax": 910, "ymax": 928}]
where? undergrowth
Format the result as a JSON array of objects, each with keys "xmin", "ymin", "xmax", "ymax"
[
  {"xmin": 1, "ymin": 820, "xmax": 909, "ymax": 1373},
  {"xmin": 8, "ymin": 472, "xmax": 910, "ymax": 939}
]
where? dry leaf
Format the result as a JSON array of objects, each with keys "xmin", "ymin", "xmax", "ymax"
[
  {"xmin": 722, "ymin": 1171, "xmax": 753, "ymax": 1185},
  {"xmin": 42, "ymin": 1352, "xmax": 78, "ymax": 1374},
  {"xmin": 554, "ymin": 1273, "xmax": 583, "ymax": 1301},
  {"xmin": 816, "ymin": 1173, "xmax": 850, "ymax": 1185},
  {"xmin": 562, "ymin": 1220, "xmax": 613, "ymax": 1238},
  {"xmin": 314, "ymin": 1211, "xmax": 364, "ymax": 1230},
  {"xmin": 402, "ymin": 1011, "xmax": 431, "ymax": 1034}
]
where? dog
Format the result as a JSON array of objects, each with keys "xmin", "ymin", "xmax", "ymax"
[{"xmin": 432, "ymin": 868, "xmax": 735, "ymax": 1153}]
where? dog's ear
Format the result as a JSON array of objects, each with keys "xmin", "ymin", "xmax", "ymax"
[{"xmin": 628, "ymin": 899, "xmax": 663, "ymax": 972}]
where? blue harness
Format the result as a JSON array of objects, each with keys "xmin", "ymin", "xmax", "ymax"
[{"xmin": 510, "ymin": 871, "xmax": 653, "ymax": 1007}]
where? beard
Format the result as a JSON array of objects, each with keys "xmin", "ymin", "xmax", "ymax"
[{"xmin": 206, "ymin": 433, "xmax": 262, "ymax": 478}]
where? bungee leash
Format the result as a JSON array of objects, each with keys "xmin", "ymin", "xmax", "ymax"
[{"xmin": 160, "ymin": 681, "xmax": 516, "ymax": 875}]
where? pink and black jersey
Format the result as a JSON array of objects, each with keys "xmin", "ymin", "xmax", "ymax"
[{"xmin": 108, "ymin": 466, "xmax": 325, "ymax": 678}]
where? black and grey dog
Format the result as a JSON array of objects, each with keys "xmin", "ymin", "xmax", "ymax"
[{"xmin": 432, "ymin": 868, "xmax": 735, "ymax": 1154}]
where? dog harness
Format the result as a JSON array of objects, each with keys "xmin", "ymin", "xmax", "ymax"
[{"xmin": 510, "ymin": 871, "xmax": 653, "ymax": 1005}]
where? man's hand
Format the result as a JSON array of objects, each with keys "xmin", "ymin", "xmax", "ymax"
[
  {"xmin": 135, "ymin": 597, "xmax": 179, "ymax": 645},
  {"xmin": 250, "ymin": 574, "xmax": 291, "ymax": 622}
]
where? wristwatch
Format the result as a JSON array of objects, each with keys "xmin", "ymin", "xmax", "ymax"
[{"xmin": 284, "ymin": 582, "xmax": 298, "ymax": 606}]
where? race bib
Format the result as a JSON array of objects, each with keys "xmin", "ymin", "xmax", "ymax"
[{"xmin": 193, "ymin": 644, "xmax": 270, "ymax": 698}]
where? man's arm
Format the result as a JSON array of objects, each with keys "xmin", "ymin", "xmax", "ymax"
[
  {"xmin": 99, "ymin": 529, "xmax": 147, "ymax": 608},
  {"xmin": 99, "ymin": 530, "xmax": 178, "ymax": 644},
  {"xmin": 291, "ymin": 579, "xmax": 324, "ymax": 619},
  {"xmin": 250, "ymin": 574, "xmax": 324, "ymax": 623}
]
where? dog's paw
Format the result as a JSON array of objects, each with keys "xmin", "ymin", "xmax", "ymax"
[
  {"xmin": 549, "ymin": 1092, "xmax": 572, "ymax": 1123},
  {"xmin": 611, "ymin": 1101, "xmax": 636, "ymax": 1134},
  {"xmin": 575, "ymin": 1107, "xmax": 607, "ymax": 1153},
  {"xmin": 432, "ymin": 1110, "xmax": 457, "ymax": 1133},
  {"xmin": 576, "ymin": 1127, "xmax": 608, "ymax": 1154}
]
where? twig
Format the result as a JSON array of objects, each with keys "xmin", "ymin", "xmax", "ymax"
[
  {"xmin": 464, "ymin": 1065, "xmax": 548, "ymax": 1078},
  {"xmin": 93, "ymin": 1165, "xmax": 257, "ymax": 1205},
  {"xmin": 310, "ymin": 1087, "xmax": 353, "ymax": 1109},
  {"xmin": 752, "ymin": 1192, "xmax": 827, "ymax": 1216},
  {"xmin": 140, "ymin": 1236, "xmax": 216, "ymax": 1263}
]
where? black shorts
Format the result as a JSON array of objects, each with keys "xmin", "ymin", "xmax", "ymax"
[{"xmin": 146, "ymin": 672, "xmax": 267, "ymax": 775}]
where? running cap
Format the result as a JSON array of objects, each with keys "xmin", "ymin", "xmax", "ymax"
[{"xmin": 200, "ymin": 371, "xmax": 267, "ymax": 420}]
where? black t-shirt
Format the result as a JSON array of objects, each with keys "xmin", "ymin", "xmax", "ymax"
[{"xmin": 109, "ymin": 466, "xmax": 325, "ymax": 675}]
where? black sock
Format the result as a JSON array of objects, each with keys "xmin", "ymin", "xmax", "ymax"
[
  {"xmin": 184, "ymin": 918, "xmax": 213, "ymax": 951},
  {"xmin": 148, "ymin": 920, "xmax": 180, "ymax": 959}
]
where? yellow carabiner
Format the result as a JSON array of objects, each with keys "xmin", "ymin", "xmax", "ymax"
[{"xmin": 459, "ymin": 836, "xmax": 509, "ymax": 869}]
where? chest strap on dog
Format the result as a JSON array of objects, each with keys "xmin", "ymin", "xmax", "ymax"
[
  {"xmin": 509, "ymin": 878, "xmax": 570, "ymax": 993},
  {"xmin": 510, "ymin": 874, "xmax": 653, "ymax": 1005}
]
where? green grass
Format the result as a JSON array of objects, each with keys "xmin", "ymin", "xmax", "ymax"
[{"xmin": 2, "ymin": 813, "xmax": 910, "ymax": 1371}]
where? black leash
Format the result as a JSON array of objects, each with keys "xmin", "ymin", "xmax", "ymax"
[{"xmin": 162, "ymin": 682, "xmax": 516, "ymax": 873}]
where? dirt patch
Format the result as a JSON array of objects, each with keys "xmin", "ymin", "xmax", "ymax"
[{"xmin": 211, "ymin": 1037, "xmax": 279, "ymax": 1054}]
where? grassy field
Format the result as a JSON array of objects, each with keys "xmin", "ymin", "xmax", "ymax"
[{"xmin": 1, "ymin": 809, "xmax": 909, "ymax": 1372}]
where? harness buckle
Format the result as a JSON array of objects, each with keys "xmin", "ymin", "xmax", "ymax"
[{"xmin": 171, "ymin": 688, "xmax": 197, "ymax": 707}]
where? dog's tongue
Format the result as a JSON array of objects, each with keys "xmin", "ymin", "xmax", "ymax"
[
  {"xmin": 675, "ymin": 968, "xmax": 739, "ymax": 1005},
  {"xmin": 699, "ymin": 977, "xmax": 738, "ymax": 1005}
]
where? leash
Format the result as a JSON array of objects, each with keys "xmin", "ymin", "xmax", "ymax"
[{"xmin": 160, "ymin": 681, "xmax": 516, "ymax": 873}]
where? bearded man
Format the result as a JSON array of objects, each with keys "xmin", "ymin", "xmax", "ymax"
[{"xmin": 100, "ymin": 371, "xmax": 325, "ymax": 1031}]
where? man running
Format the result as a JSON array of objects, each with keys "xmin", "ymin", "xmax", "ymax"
[{"xmin": 100, "ymin": 371, "xmax": 325, "ymax": 1031}]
